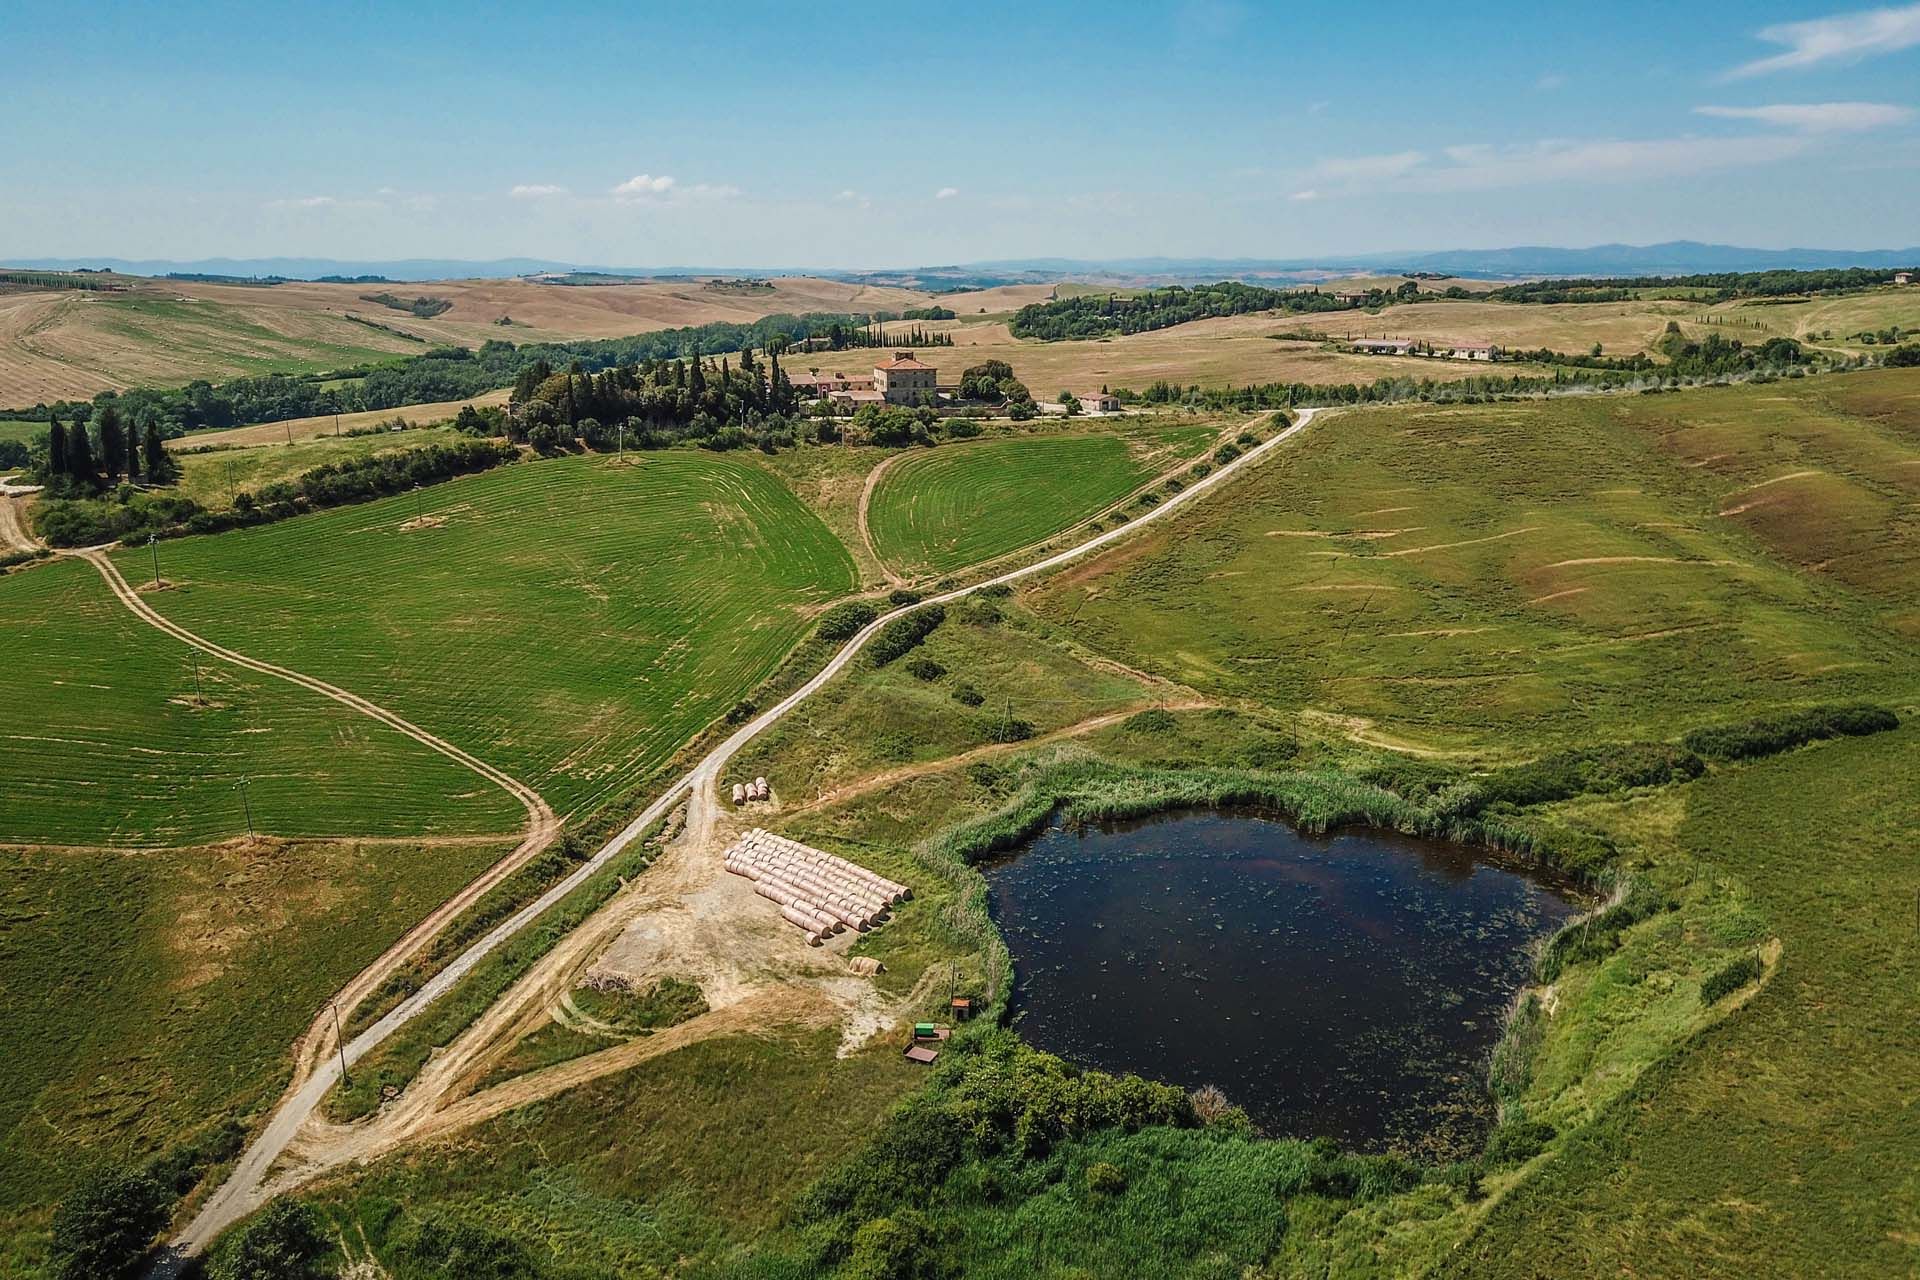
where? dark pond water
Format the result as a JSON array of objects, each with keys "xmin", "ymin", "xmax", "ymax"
[{"xmin": 984, "ymin": 809, "xmax": 1582, "ymax": 1154}]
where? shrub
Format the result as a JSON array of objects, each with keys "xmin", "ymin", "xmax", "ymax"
[
  {"xmin": 48, "ymin": 1167, "xmax": 170, "ymax": 1280},
  {"xmin": 904, "ymin": 658, "xmax": 946, "ymax": 682},
  {"xmin": 1701, "ymin": 950, "xmax": 1763, "ymax": 1004},
  {"xmin": 965, "ymin": 761, "xmax": 1003, "ymax": 790},
  {"xmin": 1235, "ymin": 430, "xmax": 1258, "ymax": 445},
  {"xmin": 1123, "ymin": 708, "xmax": 1179, "ymax": 736},
  {"xmin": 1085, "ymin": 1161, "xmax": 1127, "ymax": 1195},
  {"xmin": 725, "ymin": 699, "xmax": 757, "ymax": 725},
  {"xmin": 952, "ymin": 683, "xmax": 986, "ymax": 708},
  {"xmin": 956, "ymin": 597, "xmax": 1002, "ymax": 627},
  {"xmin": 1484, "ymin": 1118, "xmax": 1555, "ymax": 1165},
  {"xmin": 816, "ymin": 601, "xmax": 878, "ymax": 641},
  {"xmin": 1681, "ymin": 704, "xmax": 1898, "ymax": 761},
  {"xmin": 392, "ymin": 1213, "xmax": 533, "ymax": 1280},
  {"xmin": 208, "ymin": 1199, "xmax": 329, "ymax": 1280},
  {"xmin": 868, "ymin": 604, "xmax": 946, "ymax": 667},
  {"xmin": 1243, "ymin": 732, "xmax": 1299, "ymax": 769},
  {"xmin": 844, "ymin": 1209, "xmax": 938, "ymax": 1280},
  {"xmin": 888, "ymin": 588, "xmax": 923, "ymax": 606},
  {"xmin": 985, "ymin": 718, "xmax": 1036, "ymax": 744},
  {"xmin": 1213, "ymin": 442, "xmax": 1242, "ymax": 464}
]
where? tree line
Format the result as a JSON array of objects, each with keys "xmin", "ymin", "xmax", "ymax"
[
  {"xmin": 1488, "ymin": 266, "xmax": 1908, "ymax": 304},
  {"xmin": 1009, "ymin": 281, "xmax": 1390, "ymax": 341}
]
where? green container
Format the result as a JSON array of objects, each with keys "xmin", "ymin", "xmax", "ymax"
[{"xmin": 914, "ymin": 1022, "xmax": 937, "ymax": 1039}]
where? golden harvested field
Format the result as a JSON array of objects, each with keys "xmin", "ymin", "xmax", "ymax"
[
  {"xmin": 1707, "ymin": 288, "xmax": 1920, "ymax": 351},
  {"xmin": 0, "ymin": 288, "xmax": 420, "ymax": 406},
  {"xmin": 167, "ymin": 275, "xmax": 929, "ymax": 348},
  {"xmin": 1286, "ymin": 298, "xmax": 1701, "ymax": 353},
  {"xmin": 170, "ymin": 388, "xmax": 512, "ymax": 449},
  {"xmin": 810, "ymin": 315, "xmax": 1554, "ymax": 394},
  {"xmin": 0, "ymin": 275, "xmax": 930, "ymax": 405}
]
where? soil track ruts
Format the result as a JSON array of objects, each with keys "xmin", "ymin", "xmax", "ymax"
[
  {"xmin": 152, "ymin": 407, "xmax": 1320, "ymax": 1270},
  {"xmin": 0, "ymin": 489, "xmax": 41, "ymax": 556},
  {"xmin": 855, "ymin": 452, "xmax": 907, "ymax": 584}
]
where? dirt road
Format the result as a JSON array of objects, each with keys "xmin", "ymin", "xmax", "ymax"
[
  {"xmin": 0, "ymin": 481, "xmax": 41, "ymax": 556},
  {"xmin": 153, "ymin": 407, "xmax": 1321, "ymax": 1268}
]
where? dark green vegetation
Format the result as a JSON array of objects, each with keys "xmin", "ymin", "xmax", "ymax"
[
  {"xmin": 0, "ymin": 557, "xmax": 521, "ymax": 844},
  {"xmin": 108, "ymin": 452, "xmax": 856, "ymax": 816},
  {"xmin": 358, "ymin": 293, "xmax": 453, "ymax": 319},
  {"xmin": 1011, "ymin": 280, "xmax": 1381, "ymax": 340},
  {"xmin": 32, "ymin": 438, "xmax": 517, "ymax": 547},
  {"xmin": 1488, "ymin": 265, "xmax": 1910, "ymax": 304},
  {"xmin": 866, "ymin": 434, "xmax": 1164, "ymax": 575}
]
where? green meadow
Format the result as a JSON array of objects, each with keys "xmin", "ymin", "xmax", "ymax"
[
  {"xmin": 0, "ymin": 557, "xmax": 522, "ymax": 846},
  {"xmin": 110, "ymin": 451, "xmax": 858, "ymax": 817},
  {"xmin": 866, "ymin": 431, "xmax": 1180, "ymax": 576},
  {"xmin": 1028, "ymin": 373, "xmax": 1920, "ymax": 753}
]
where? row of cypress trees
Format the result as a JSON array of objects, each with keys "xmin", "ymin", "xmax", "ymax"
[{"xmin": 40, "ymin": 405, "xmax": 173, "ymax": 490}]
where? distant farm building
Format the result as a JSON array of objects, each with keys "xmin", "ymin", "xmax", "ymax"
[
  {"xmin": 1352, "ymin": 338, "xmax": 1414, "ymax": 356},
  {"xmin": 1442, "ymin": 340, "xmax": 1497, "ymax": 361},
  {"xmin": 1334, "ymin": 291, "xmax": 1372, "ymax": 306},
  {"xmin": 1079, "ymin": 389, "xmax": 1122, "ymax": 412},
  {"xmin": 1897, "ymin": 271, "xmax": 1913, "ymax": 285},
  {"xmin": 875, "ymin": 351, "xmax": 938, "ymax": 405},
  {"xmin": 791, "ymin": 371, "xmax": 874, "ymax": 400}
]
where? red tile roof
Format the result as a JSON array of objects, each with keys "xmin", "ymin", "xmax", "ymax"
[{"xmin": 877, "ymin": 354, "xmax": 934, "ymax": 370}]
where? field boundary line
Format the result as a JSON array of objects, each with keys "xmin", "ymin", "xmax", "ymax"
[{"xmin": 156, "ymin": 405, "xmax": 1319, "ymax": 1268}]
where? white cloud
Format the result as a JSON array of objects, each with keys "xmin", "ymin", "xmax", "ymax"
[
  {"xmin": 1694, "ymin": 101, "xmax": 1914, "ymax": 132},
  {"xmin": 681, "ymin": 182, "xmax": 742, "ymax": 200},
  {"xmin": 1301, "ymin": 134, "xmax": 1814, "ymax": 197},
  {"xmin": 1727, "ymin": 3, "xmax": 1920, "ymax": 78},
  {"xmin": 612, "ymin": 173, "xmax": 677, "ymax": 200},
  {"xmin": 835, "ymin": 188, "xmax": 873, "ymax": 209},
  {"xmin": 268, "ymin": 194, "xmax": 336, "ymax": 209},
  {"xmin": 1289, "ymin": 189, "xmax": 1320, "ymax": 202},
  {"xmin": 510, "ymin": 183, "xmax": 568, "ymax": 198},
  {"xmin": 1312, "ymin": 150, "xmax": 1427, "ymax": 183},
  {"xmin": 934, "ymin": 186, "xmax": 959, "ymax": 199}
]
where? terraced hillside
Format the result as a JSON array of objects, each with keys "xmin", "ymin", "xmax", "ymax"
[
  {"xmin": 109, "ymin": 452, "xmax": 858, "ymax": 815},
  {"xmin": 0, "ymin": 557, "xmax": 523, "ymax": 845}
]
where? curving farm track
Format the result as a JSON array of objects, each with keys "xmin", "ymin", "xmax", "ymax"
[{"xmin": 140, "ymin": 406, "xmax": 1318, "ymax": 1269}]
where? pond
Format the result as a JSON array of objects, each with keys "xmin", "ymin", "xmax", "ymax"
[{"xmin": 983, "ymin": 808, "xmax": 1583, "ymax": 1154}]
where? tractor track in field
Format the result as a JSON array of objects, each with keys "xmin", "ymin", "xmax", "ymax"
[{"xmin": 145, "ymin": 406, "xmax": 1319, "ymax": 1271}]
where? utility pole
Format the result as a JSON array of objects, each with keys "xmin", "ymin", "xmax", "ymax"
[
  {"xmin": 147, "ymin": 534, "xmax": 160, "ymax": 589},
  {"xmin": 225, "ymin": 459, "xmax": 236, "ymax": 503},
  {"xmin": 329, "ymin": 998, "xmax": 352, "ymax": 1088},
  {"xmin": 334, "ymin": 412, "xmax": 341, "ymax": 439},
  {"xmin": 235, "ymin": 776, "xmax": 254, "ymax": 836},
  {"xmin": 285, "ymin": 418, "xmax": 293, "ymax": 446},
  {"xmin": 617, "ymin": 421, "xmax": 625, "ymax": 464}
]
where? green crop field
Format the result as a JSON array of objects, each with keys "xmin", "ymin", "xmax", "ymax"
[
  {"xmin": 0, "ymin": 832, "xmax": 516, "ymax": 1271},
  {"xmin": 109, "ymin": 451, "xmax": 858, "ymax": 816},
  {"xmin": 866, "ymin": 432, "xmax": 1176, "ymax": 576},
  {"xmin": 0, "ymin": 557, "xmax": 523, "ymax": 846},
  {"xmin": 1028, "ymin": 373, "xmax": 1920, "ymax": 754}
]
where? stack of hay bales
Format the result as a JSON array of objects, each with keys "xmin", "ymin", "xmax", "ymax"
[
  {"xmin": 730, "ymin": 778, "xmax": 772, "ymax": 805},
  {"xmin": 722, "ymin": 828, "xmax": 911, "ymax": 946}
]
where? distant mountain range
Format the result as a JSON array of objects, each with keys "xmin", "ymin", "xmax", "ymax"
[{"xmin": 6, "ymin": 241, "xmax": 1917, "ymax": 286}]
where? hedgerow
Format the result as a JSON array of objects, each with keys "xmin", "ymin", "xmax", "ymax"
[{"xmin": 867, "ymin": 604, "xmax": 946, "ymax": 667}]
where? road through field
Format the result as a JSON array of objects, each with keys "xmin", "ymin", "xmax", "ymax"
[{"xmin": 152, "ymin": 406, "xmax": 1319, "ymax": 1268}]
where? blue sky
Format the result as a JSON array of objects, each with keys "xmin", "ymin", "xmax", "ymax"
[{"xmin": 4, "ymin": 0, "xmax": 1919, "ymax": 266}]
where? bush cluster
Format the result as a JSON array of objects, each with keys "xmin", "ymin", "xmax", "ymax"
[
  {"xmin": 815, "ymin": 601, "xmax": 878, "ymax": 642},
  {"xmin": 867, "ymin": 604, "xmax": 946, "ymax": 667},
  {"xmin": 1681, "ymin": 703, "xmax": 1898, "ymax": 761},
  {"xmin": 1701, "ymin": 950, "xmax": 1763, "ymax": 1004}
]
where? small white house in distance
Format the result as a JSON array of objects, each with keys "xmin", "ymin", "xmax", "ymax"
[
  {"xmin": 1443, "ymin": 340, "xmax": 1497, "ymax": 361},
  {"xmin": 1352, "ymin": 338, "xmax": 1414, "ymax": 356},
  {"xmin": 1079, "ymin": 389, "xmax": 1122, "ymax": 413},
  {"xmin": 1897, "ymin": 271, "xmax": 1914, "ymax": 285}
]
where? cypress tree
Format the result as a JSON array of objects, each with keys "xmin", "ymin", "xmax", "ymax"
[
  {"xmin": 144, "ymin": 425, "xmax": 169, "ymax": 482},
  {"xmin": 67, "ymin": 416, "xmax": 96, "ymax": 484},
  {"xmin": 125, "ymin": 422, "xmax": 142, "ymax": 482},
  {"xmin": 48, "ymin": 417, "xmax": 68, "ymax": 479},
  {"xmin": 97, "ymin": 406, "xmax": 124, "ymax": 482}
]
